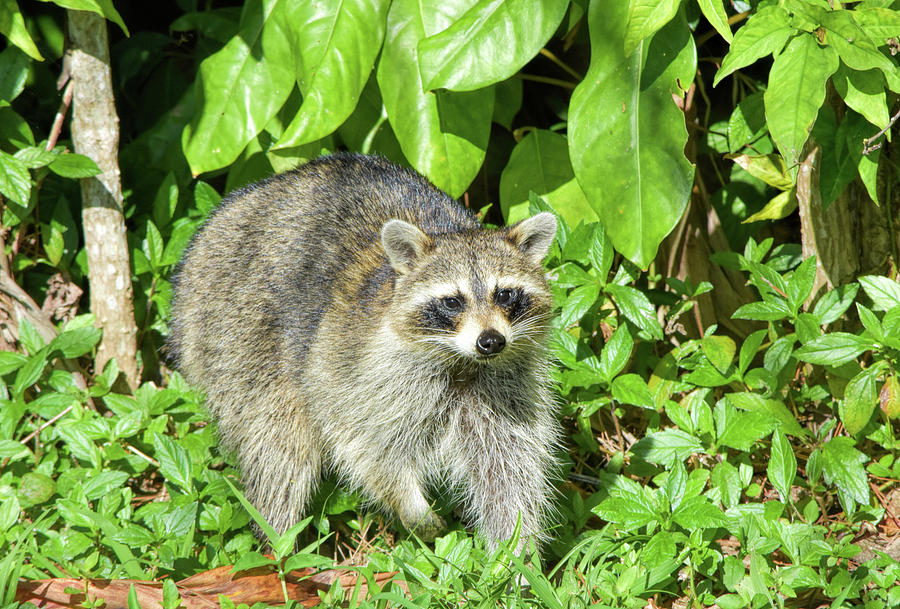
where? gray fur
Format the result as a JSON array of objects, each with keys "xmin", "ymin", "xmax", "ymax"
[{"xmin": 168, "ymin": 153, "xmax": 559, "ymax": 548}]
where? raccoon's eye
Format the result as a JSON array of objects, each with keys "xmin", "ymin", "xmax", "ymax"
[
  {"xmin": 441, "ymin": 296, "xmax": 463, "ymax": 312},
  {"xmin": 495, "ymin": 288, "xmax": 516, "ymax": 307}
]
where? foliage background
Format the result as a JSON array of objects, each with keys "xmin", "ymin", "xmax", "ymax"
[{"xmin": 1, "ymin": 0, "xmax": 900, "ymax": 607}]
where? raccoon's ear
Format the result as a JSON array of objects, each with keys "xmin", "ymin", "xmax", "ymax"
[
  {"xmin": 381, "ymin": 219, "xmax": 432, "ymax": 273},
  {"xmin": 507, "ymin": 212, "xmax": 557, "ymax": 265}
]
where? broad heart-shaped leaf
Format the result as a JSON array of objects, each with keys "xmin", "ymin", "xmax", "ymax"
[
  {"xmin": 274, "ymin": 0, "xmax": 390, "ymax": 149},
  {"xmin": 820, "ymin": 436, "xmax": 869, "ymax": 506},
  {"xmin": 499, "ymin": 129, "xmax": 596, "ymax": 225},
  {"xmin": 840, "ymin": 365, "xmax": 880, "ymax": 436},
  {"xmin": 417, "ymin": 0, "xmax": 568, "ymax": 92},
  {"xmin": 569, "ymin": 4, "xmax": 695, "ymax": 268},
  {"xmin": 623, "ymin": 0, "xmax": 681, "ymax": 56},
  {"xmin": 376, "ymin": 0, "xmax": 492, "ymax": 197},
  {"xmin": 764, "ymin": 34, "xmax": 839, "ymax": 181},
  {"xmin": 713, "ymin": 5, "xmax": 793, "ymax": 87},
  {"xmin": 182, "ymin": 0, "xmax": 297, "ymax": 175}
]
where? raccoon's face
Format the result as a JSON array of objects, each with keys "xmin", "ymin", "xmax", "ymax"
[{"xmin": 381, "ymin": 213, "xmax": 557, "ymax": 365}]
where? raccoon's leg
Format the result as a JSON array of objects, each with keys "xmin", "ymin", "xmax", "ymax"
[
  {"xmin": 449, "ymin": 419, "xmax": 553, "ymax": 551},
  {"xmin": 218, "ymin": 391, "xmax": 322, "ymax": 537},
  {"xmin": 332, "ymin": 441, "xmax": 445, "ymax": 540}
]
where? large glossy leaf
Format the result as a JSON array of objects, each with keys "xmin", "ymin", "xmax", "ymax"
[
  {"xmin": 417, "ymin": 0, "xmax": 568, "ymax": 92},
  {"xmin": 569, "ymin": 4, "xmax": 695, "ymax": 267},
  {"xmin": 764, "ymin": 33, "xmax": 839, "ymax": 180},
  {"xmin": 831, "ymin": 65, "xmax": 889, "ymax": 130},
  {"xmin": 376, "ymin": 0, "xmax": 493, "ymax": 197},
  {"xmin": 275, "ymin": 0, "xmax": 390, "ymax": 149},
  {"xmin": 713, "ymin": 5, "xmax": 793, "ymax": 86},
  {"xmin": 623, "ymin": 0, "xmax": 680, "ymax": 55},
  {"xmin": 43, "ymin": 0, "xmax": 128, "ymax": 35},
  {"xmin": 0, "ymin": 0, "xmax": 43, "ymax": 60},
  {"xmin": 182, "ymin": 0, "xmax": 297, "ymax": 175},
  {"xmin": 499, "ymin": 129, "xmax": 596, "ymax": 225},
  {"xmin": 697, "ymin": 0, "xmax": 732, "ymax": 44}
]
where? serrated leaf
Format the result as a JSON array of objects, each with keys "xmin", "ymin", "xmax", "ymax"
[
  {"xmin": 152, "ymin": 433, "xmax": 194, "ymax": 494},
  {"xmin": 767, "ymin": 429, "xmax": 796, "ymax": 503},
  {"xmin": 813, "ymin": 283, "xmax": 859, "ymax": 325},
  {"xmin": 417, "ymin": 0, "xmax": 568, "ymax": 92},
  {"xmin": 794, "ymin": 332, "xmax": 877, "ymax": 366},
  {"xmin": 182, "ymin": 0, "xmax": 297, "ymax": 175},
  {"xmin": 611, "ymin": 373, "xmax": 654, "ymax": 409},
  {"xmin": 560, "ymin": 283, "xmax": 600, "ymax": 327},
  {"xmin": 13, "ymin": 348, "xmax": 47, "ymax": 396},
  {"xmin": 701, "ymin": 335, "xmax": 736, "ymax": 375},
  {"xmin": 857, "ymin": 275, "xmax": 900, "ymax": 311},
  {"xmin": 631, "ymin": 429, "xmax": 704, "ymax": 467},
  {"xmin": 786, "ymin": 255, "xmax": 817, "ymax": 312},
  {"xmin": 276, "ymin": 0, "xmax": 390, "ymax": 148},
  {"xmin": 714, "ymin": 5, "xmax": 792, "ymax": 86},
  {"xmin": 81, "ymin": 470, "xmax": 129, "ymax": 501},
  {"xmin": 18, "ymin": 472, "xmax": 56, "ymax": 506},
  {"xmin": 820, "ymin": 436, "xmax": 869, "ymax": 505},
  {"xmin": 738, "ymin": 329, "xmax": 767, "ymax": 375},
  {"xmin": 0, "ymin": 150, "xmax": 31, "ymax": 205},
  {"xmin": 671, "ymin": 495, "xmax": 726, "ymax": 529},
  {"xmin": 48, "ymin": 326, "xmax": 102, "ymax": 359},
  {"xmin": 733, "ymin": 299, "xmax": 792, "ymax": 321},
  {"xmin": 595, "ymin": 488, "xmax": 659, "ymax": 530},
  {"xmin": 144, "ymin": 221, "xmax": 164, "ymax": 271},
  {"xmin": 716, "ymin": 408, "xmax": 775, "ymax": 451},
  {"xmin": 47, "ymin": 153, "xmax": 102, "ymax": 178},
  {"xmin": 599, "ymin": 324, "xmax": 633, "ymax": 384},
  {"xmin": 0, "ymin": 351, "xmax": 27, "ymax": 374},
  {"xmin": 840, "ymin": 365, "xmax": 880, "ymax": 435},
  {"xmin": 194, "ymin": 181, "xmax": 221, "ymax": 216},
  {"xmin": 606, "ymin": 284, "xmax": 663, "ymax": 340},
  {"xmin": 569, "ymin": 3, "xmax": 695, "ymax": 267},
  {"xmin": 726, "ymin": 392, "xmax": 805, "ymax": 437},
  {"xmin": 588, "ymin": 224, "xmax": 614, "ymax": 283},
  {"xmin": 623, "ymin": 0, "xmax": 681, "ymax": 56},
  {"xmin": 376, "ymin": 0, "xmax": 492, "ymax": 197},
  {"xmin": 764, "ymin": 34, "xmax": 839, "ymax": 180}
]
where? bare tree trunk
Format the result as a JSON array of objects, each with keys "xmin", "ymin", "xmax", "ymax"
[{"xmin": 67, "ymin": 10, "xmax": 139, "ymax": 389}]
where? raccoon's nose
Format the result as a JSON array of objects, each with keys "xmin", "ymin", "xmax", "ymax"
[{"xmin": 476, "ymin": 329, "xmax": 506, "ymax": 355}]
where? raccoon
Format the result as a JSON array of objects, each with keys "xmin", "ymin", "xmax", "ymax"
[{"xmin": 168, "ymin": 153, "xmax": 559, "ymax": 548}]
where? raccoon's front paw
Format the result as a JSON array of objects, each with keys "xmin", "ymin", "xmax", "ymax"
[{"xmin": 410, "ymin": 511, "xmax": 446, "ymax": 542}]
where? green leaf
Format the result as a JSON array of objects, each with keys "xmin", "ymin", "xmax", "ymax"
[
  {"xmin": 0, "ymin": 150, "xmax": 31, "ymax": 205},
  {"xmin": 0, "ymin": 351, "xmax": 27, "ymax": 374},
  {"xmin": 595, "ymin": 485, "xmax": 659, "ymax": 530},
  {"xmin": 820, "ymin": 436, "xmax": 869, "ymax": 505},
  {"xmin": 48, "ymin": 326, "xmax": 102, "ymax": 359},
  {"xmin": 701, "ymin": 335, "xmax": 736, "ymax": 375},
  {"xmin": 821, "ymin": 10, "xmax": 895, "ymax": 74},
  {"xmin": 765, "ymin": 34, "xmax": 839, "ymax": 180},
  {"xmin": 663, "ymin": 460, "xmax": 687, "ymax": 510},
  {"xmin": 127, "ymin": 584, "xmax": 140, "ymax": 609},
  {"xmin": 794, "ymin": 332, "xmax": 877, "ymax": 366},
  {"xmin": 569, "ymin": 4, "xmax": 695, "ymax": 267},
  {"xmin": 697, "ymin": 0, "xmax": 732, "ymax": 43},
  {"xmin": 194, "ymin": 181, "xmax": 221, "ymax": 216},
  {"xmin": 738, "ymin": 329, "xmax": 767, "ymax": 375},
  {"xmin": 599, "ymin": 324, "xmax": 633, "ymax": 384},
  {"xmin": 152, "ymin": 433, "xmax": 194, "ymax": 494},
  {"xmin": 857, "ymin": 275, "xmax": 900, "ymax": 311},
  {"xmin": 81, "ymin": 470, "xmax": 129, "ymax": 501},
  {"xmin": 0, "ymin": 0, "xmax": 44, "ymax": 60},
  {"xmin": 18, "ymin": 472, "xmax": 55, "ymax": 506},
  {"xmin": 671, "ymin": 495, "xmax": 726, "ymax": 529},
  {"xmin": 623, "ymin": 0, "xmax": 681, "ymax": 55},
  {"xmin": 144, "ymin": 221, "xmax": 164, "ymax": 271},
  {"xmin": 716, "ymin": 407, "xmax": 776, "ymax": 452},
  {"xmin": 162, "ymin": 579, "xmax": 180, "ymax": 609},
  {"xmin": 47, "ymin": 153, "xmax": 102, "ymax": 178},
  {"xmin": 276, "ymin": 0, "xmax": 390, "ymax": 148},
  {"xmin": 498, "ymin": 130, "xmax": 596, "ymax": 225},
  {"xmin": 733, "ymin": 299, "xmax": 793, "ymax": 321},
  {"xmin": 376, "ymin": 0, "xmax": 492, "ymax": 197},
  {"xmin": 840, "ymin": 365, "xmax": 880, "ymax": 435},
  {"xmin": 813, "ymin": 283, "xmax": 859, "ymax": 324},
  {"xmin": 853, "ymin": 7, "xmax": 900, "ymax": 41},
  {"xmin": 182, "ymin": 0, "xmax": 297, "ymax": 174},
  {"xmin": 560, "ymin": 283, "xmax": 600, "ymax": 327},
  {"xmin": 727, "ymin": 153, "xmax": 793, "ymax": 190},
  {"xmin": 44, "ymin": 0, "xmax": 129, "ymax": 35},
  {"xmin": 714, "ymin": 5, "xmax": 793, "ymax": 86},
  {"xmin": 588, "ymin": 224, "xmax": 614, "ymax": 283},
  {"xmin": 417, "ymin": 0, "xmax": 568, "ymax": 92},
  {"xmin": 14, "ymin": 348, "xmax": 47, "ymax": 396},
  {"xmin": 726, "ymin": 392, "xmax": 805, "ymax": 437},
  {"xmin": 631, "ymin": 429, "xmax": 704, "ymax": 467},
  {"xmin": 152, "ymin": 173, "xmax": 178, "ymax": 229},
  {"xmin": 606, "ymin": 284, "xmax": 663, "ymax": 340},
  {"xmin": 786, "ymin": 255, "xmax": 817, "ymax": 312},
  {"xmin": 832, "ymin": 65, "xmax": 889, "ymax": 130},
  {"xmin": 611, "ymin": 373, "xmax": 654, "ymax": 409},
  {"xmin": 767, "ymin": 429, "xmax": 796, "ymax": 503}
]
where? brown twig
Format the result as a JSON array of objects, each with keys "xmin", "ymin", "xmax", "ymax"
[
  {"xmin": 46, "ymin": 79, "xmax": 74, "ymax": 152},
  {"xmin": 862, "ymin": 107, "xmax": 900, "ymax": 155}
]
